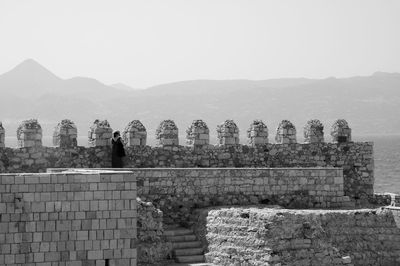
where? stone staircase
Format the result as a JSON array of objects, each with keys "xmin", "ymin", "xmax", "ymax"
[{"xmin": 164, "ymin": 226, "xmax": 209, "ymax": 265}]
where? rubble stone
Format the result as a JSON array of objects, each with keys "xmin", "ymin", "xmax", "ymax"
[
  {"xmin": 137, "ymin": 197, "xmax": 172, "ymax": 265},
  {"xmin": 331, "ymin": 119, "xmax": 352, "ymax": 143},
  {"xmin": 123, "ymin": 120, "xmax": 147, "ymax": 147},
  {"xmin": 217, "ymin": 119, "xmax": 240, "ymax": 146},
  {"xmin": 247, "ymin": 120, "xmax": 268, "ymax": 146},
  {"xmin": 186, "ymin": 119, "xmax": 209, "ymax": 149},
  {"xmin": 88, "ymin": 119, "xmax": 112, "ymax": 147},
  {"xmin": 203, "ymin": 207, "xmax": 400, "ymax": 266},
  {"xmin": 275, "ymin": 119, "xmax": 297, "ymax": 144},
  {"xmin": 304, "ymin": 119, "xmax": 324, "ymax": 143},
  {"xmin": 16, "ymin": 119, "xmax": 42, "ymax": 148},
  {"xmin": 53, "ymin": 119, "xmax": 77, "ymax": 147},
  {"xmin": 156, "ymin": 120, "xmax": 179, "ymax": 147}
]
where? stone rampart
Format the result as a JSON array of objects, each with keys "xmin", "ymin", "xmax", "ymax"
[
  {"xmin": 1, "ymin": 141, "xmax": 373, "ymax": 203},
  {"xmin": 202, "ymin": 207, "xmax": 400, "ymax": 266},
  {"xmin": 0, "ymin": 170, "xmax": 137, "ymax": 266},
  {"xmin": 129, "ymin": 168, "xmax": 348, "ymax": 225}
]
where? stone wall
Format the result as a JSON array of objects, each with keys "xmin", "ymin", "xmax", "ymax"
[
  {"xmin": 131, "ymin": 168, "xmax": 349, "ymax": 225},
  {"xmin": 137, "ymin": 198, "xmax": 172, "ymax": 265},
  {"xmin": 0, "ymin": 171, "xmax": 137, "ymax": 266},
  {"xmin": 0, "ymin": 142, "xmax": 373, "ymax": 203},
  {"xmin": 202, "ymin": 207, "xmax": 400, "ymax": 266}
]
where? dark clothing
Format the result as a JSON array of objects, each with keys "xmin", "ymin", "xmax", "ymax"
[{"xmin": 111, "ymin": 137, "xmax": 126, "ymax": 168}]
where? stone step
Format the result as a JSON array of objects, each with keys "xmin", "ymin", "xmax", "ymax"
[
  {"xmin": 172, "ymin": 241, "xmax": 202, "ymax": 249},
  {"xmin": 174, "ymin": 247, "xmax": 204, "ymax": 256},
  {"xmin": 167, "ymin": 234, "xmax": 197, "ymax": 242},
  {"xmin": 175, "ymin": 255, "xmax": 205, "ymax": 263},
  {"xmin": 164, "ymin": 228, "xmax": 194, "ymax": 236}
]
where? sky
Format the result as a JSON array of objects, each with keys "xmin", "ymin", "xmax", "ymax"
[{"xmin": 0, "ymin": 0, "xmax": 399, "ymax": 88}]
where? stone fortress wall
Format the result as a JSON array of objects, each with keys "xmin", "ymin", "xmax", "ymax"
[
  {"xmin": 133, "ymin": 168, "xmax": 350, "ymax": 225},
  {"xmin": 0, "ymin": 170, "xmax": 138, "ymax": 266},
  {"xmin": 0, "ymin": 118, "xmax": 372, "ymax": 204},
  {"xmin": 1, "ymin": 118, "xmax": 399, "ymax": 266}
]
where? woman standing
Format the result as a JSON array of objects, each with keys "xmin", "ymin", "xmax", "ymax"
[{"xmin": 111, "ymin": 130, "xmax": 126, "ymax": 168}]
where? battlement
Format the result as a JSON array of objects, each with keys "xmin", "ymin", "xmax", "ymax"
[
  {"xmin": 0, "ymin": 117, "xmax": 374, "ymax": 205},
  {"xmin": 0, "ymin": 118, "xmax": 354, "ymax": 148}
]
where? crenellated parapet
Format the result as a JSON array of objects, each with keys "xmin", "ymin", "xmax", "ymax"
[
  {"xmin": 247, "ymin": 120, "xmax": 268, "ymax": 146},
  {"xmin": 156, "ymin": 120, "xmax": 179, "ymax": 147},
  {"xmin": 88, "ymin": 119, "xmax": 112, "ymax": 147},
  {"xmin": 123, "ymin": 120, "xmax": 147, "ymax": 147},
  {"xmin": 53, "ymin": 119, "xmax": 78, "ymax": 148},
  {"xmin": 275, "ymin": 120, "xmax": 296, "ymax": 144},
  {"xmin": 0, "ymin": 121, "xmax": 4, "ymax": 148},
  {"xmin": 304, "ymin": 119, "xmax": 324, "ymax": 144},
  {"xmin": 331, "ymin": 119, "xmax": 352, "ymax": 143},
  {"xmin": 186, "ymin": 119, "xmax": 209, "ymax": 149},
  {"xmin": 16, "ymin": 119, "xmax": 42, "ymax": 148},
  {"xmin": 0, "ymin": 118, "xmax": 356, "ymax": 147},
  {"xmin": 217, "ymin": 119, "xmax": 239, "ymax": 146}
]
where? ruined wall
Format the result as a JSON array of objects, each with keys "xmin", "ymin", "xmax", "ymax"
[
  {"xmin": 137, "ymin": 198, "xmax": 172, "ymax": 265},
  {"xmin": 131, "ymin": 168, "xmax": 349, "ymax": 225},
  {"xmin": 203, "ymin": 207, "xmax": 400, "ymax": 266},
  {"xmin": 0, "ymin": 171, "xmax": 137, "ymax": 266},
  {"xmin": 0, "ymin": 142, "xmax": 373, "ymax": 202}
]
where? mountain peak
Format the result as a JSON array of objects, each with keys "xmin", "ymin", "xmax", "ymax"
[
  {"xmin": 10, "ymin": 58, "xmax": 59, "ymax": 77},
  {"xmin": 0, "ymin": 58, "xmax": 62, "ymax": 83},
  {"xmin": 20, "ymin": 58, "xmax": 40, "ymax": 65},
  {"xmin": 0, "ymin": 59, "xmax": 62, "ymax": 97}
]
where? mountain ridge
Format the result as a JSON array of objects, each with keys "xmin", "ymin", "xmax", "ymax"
[{"xmin": 0, "ymin": 59, "xmax": 400, "ymax": 142}]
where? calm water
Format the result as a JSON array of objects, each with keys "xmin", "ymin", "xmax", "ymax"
[{"xmin": 4, "ymin": 135, "xmax": 400, "ymax": 193}]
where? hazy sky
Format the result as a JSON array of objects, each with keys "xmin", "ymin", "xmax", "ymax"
[{"xmin": 0, "ymin": 0, "xmax": 399, "ymax": 88}]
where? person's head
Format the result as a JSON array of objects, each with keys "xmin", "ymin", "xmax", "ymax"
[{"xmin": 113, "ymin": 130, "xmax": 120, "ymax": 139}]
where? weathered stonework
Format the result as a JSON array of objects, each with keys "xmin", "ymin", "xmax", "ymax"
[
  {"xmin": 0, "ymin": 170, "xmax": 138, "ymax": 266},
  {"xmin": 53, "ymin": 119, "xmax": 78, "ymax": 148},
  {"xmin": 131, "ymin": 168, "xmax": 350, "ymax": 225},
  {"xmin": 0, "ymin": 122, "xmax": 4, "ymax": 148},
  {"xmin": 217, "ymin": 119, "xmax": 239, "ymax": 146},
  {"xmin": 203, "ymin": 207, "xmax": 400, "ymax": 266},
  {"xmin": 88, "ymin": 119, "xmax": 112, "ymax": 147},
  {"xmin": 16, "ymin": 119, "xmax": 42, "ymax": 148},
  {"xmin": 155, "ymin": 120, "xmax": 179, "ymax": 147},
  {"xmin": 137, "ymin": 198, "xmax": 172, "ymax": 265},
  {"xmin": 0, "ymin": 141, "xmax": 374, "ymax": 203},
  {"xmin": 275, "ymin": 119, "xmax": 297, "ymax": 144},
  {"xmin": 122, "ymin": 120, "xmax": 147, "ymax": 147},
  {"xmin": 304, "ymin": 119, "xmax": 324, "ymax": 144},
  {"xmin": 186, "ymin": 119, "xmax": 209, "ymax": 149},
  {"xmin": 331, "ymin": 119, "xmax": 352, "ymax": 143},
  {"xmin": 247, "ymin": 120, "xmax": 268, "ymax": 146}
]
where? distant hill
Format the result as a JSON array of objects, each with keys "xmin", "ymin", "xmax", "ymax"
[
  {"xmin": 0, "ymin": 59, "xmax": 400, "ymax": 146},
  {"xmin": 111, "ymin": 83, "xmax": 140, "ymax": 91}
]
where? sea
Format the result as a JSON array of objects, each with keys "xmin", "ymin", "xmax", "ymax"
[{"xmin": 4, "ymin": 135, "xmax": 400, "ymax": 194}]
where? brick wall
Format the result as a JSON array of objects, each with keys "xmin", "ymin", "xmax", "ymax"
[{"xmin": 0, "ymin": 171, "xmax": 137, "ymax": 266}]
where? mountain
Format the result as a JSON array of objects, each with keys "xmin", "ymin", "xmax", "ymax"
[
  {"xmin": 111, "ymin": 83, "xmax": 139, "ymax": 91},
  {"xmin": 0, "ymin": 59, "xmax": 400, "ymax": 146},
  {"xmin": 0, "ymin": 59, "xmax": 62, "ymax": 98}
]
